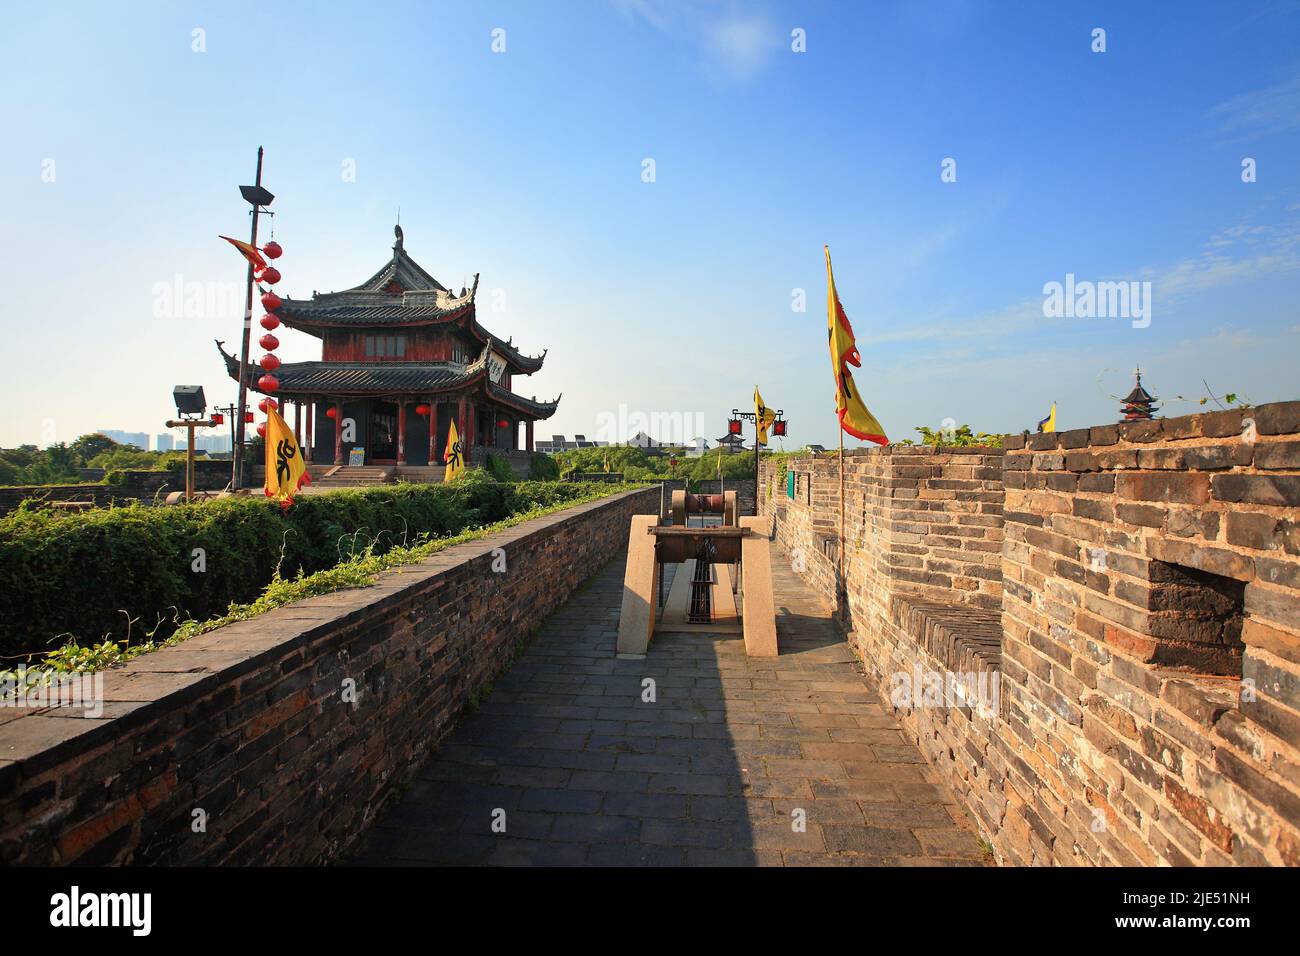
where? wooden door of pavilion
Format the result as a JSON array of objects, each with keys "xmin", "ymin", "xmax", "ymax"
[{"xmin": 369, "ymin": 400, "xmax": 398, "ymax": 463}]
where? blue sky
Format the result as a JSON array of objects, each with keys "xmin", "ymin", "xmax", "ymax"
[{"xmin": 2, "ymin": 0, "xmax": 1298, "ymax": 449}]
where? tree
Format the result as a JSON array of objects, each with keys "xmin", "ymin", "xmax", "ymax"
[{"xmin": 70, "ymin": 433, "xmax": 119, "ymax": 463}]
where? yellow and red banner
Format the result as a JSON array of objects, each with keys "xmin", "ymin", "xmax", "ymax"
[
  {"xmin": 219, "ymin": 235, "xmax": 268, "ymax": 275},
  {"xmin": 825, "ymin": 245, "xmax": 888, "ymax": 445},
  {"xmin": 263, "ymin": 404, "xmax": 311, "ymax": 508}
]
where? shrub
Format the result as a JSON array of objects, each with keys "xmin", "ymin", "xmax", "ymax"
[
  {"xmin": 0, "ymin": 479, "xmax": 630, "ymax": 660},
  {"xmin": 898, "ymin": 425, "xmax": 1004, "ymax": 448},
  {"xmin": 528, "ymin": 454, "xmax": 560, "ymax": 481},
  {"xmin": 483, "ymin": 453, "xmax": 516, "ymax": 483}
]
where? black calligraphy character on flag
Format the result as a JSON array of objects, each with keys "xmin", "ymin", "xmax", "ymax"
[{"xmin": 276, "ymin": 438, "xmax": 298, "ymax": 487}]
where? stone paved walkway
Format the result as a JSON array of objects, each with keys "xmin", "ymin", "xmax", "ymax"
[{"xmin": 351, "ymin": 545, "xmax": 988, "ymax": 866}]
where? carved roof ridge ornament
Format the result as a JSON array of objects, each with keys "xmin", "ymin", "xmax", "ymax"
[
  {"xmin": 393, "ymin": 222, "xmax": 404, "ymax": 255},
  {"xmin": 466, "ymin": 338, "xmax": 493, "ymax": 375}
]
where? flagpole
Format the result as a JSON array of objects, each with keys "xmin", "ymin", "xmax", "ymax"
[
  {"xmin": 232, "ymin": 146, "xmax": 265, "ymax": 491},
  {"xmin": 838, "ymin": 425, "xmax": 845, "ymax": 621}
]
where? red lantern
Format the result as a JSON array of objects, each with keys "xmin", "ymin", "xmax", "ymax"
[
  {"xmin": 211, "ymin": 412, "xmax": 224, "ymax": 425},
  {"xmin": 415, "ymin": 404, "xmax": 431, "ymax": 417},
  {"xmin": 773, "ymin": 419, "xmax": 787, "ymax": 437},
  {"xmin": 258, "ymin": 397, "xmax": 278, "ymax": 413},
  {"xmin": 497, "ymin": 418, "xmax": 510, "ymax": 429},
  {"xmin": 260, "ymin": 313, "xmax": 280, "ymax": 331},
  {"xmin": 728, "ymin": 418, "xmax": 742, "ymax": 435},
  {"xmin": 259, "ymin": 353, "xmax": 281, "ymax": 371},
  {"xmin": 261, "ymin": 266, "xmax": 281, "ymax": 285},
  {"xmin": 259, "ymin": 332, "xmax": 279, "ymax": 351},
  {"xmin": 244, "ymin": 411, "xmax": 255, "ymax": 423},
  {"xmin": 262, "ymin": 240, "xmax": 283, "ymax": 259},
  {"xmin": 256, "ymin": 422, "xmax": 267, "ymax": 438},
  {"xmin": 325, "ymin": 407, "xmax": 338, "ymax": 420},
  {"xmin": 258, "ymin": 374, "xmax": 280, "ymax": 393},
  {"xmin": 261, "ymin": 290, "xmax": 282, "ymax": 312}
]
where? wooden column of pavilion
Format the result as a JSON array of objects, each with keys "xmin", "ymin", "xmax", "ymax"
[
  {"xmin": 333, "ymin": 397, "xmax": 344, "ymax": 465},
  {"xmin": 396, "ymin": 399, "xmax": 407, "ymax": 465}
]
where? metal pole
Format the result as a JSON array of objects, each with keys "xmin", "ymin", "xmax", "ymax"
[
  {"xmin": 186, "ymin": 423, "xmax": 195, "ymax": 503},
  {"xmin": 232, "ymin": 146, "xmax": 265, "ymax": 491},
  {"xmin": 839, "ymin": 427, "xmax": 845, "ymax": 621},
  {"xmin": 753, "ymin": 423, "xmax": 760, "ymax": 516}
]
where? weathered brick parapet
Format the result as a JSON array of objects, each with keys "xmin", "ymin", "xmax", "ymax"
[
  {"xmin": 998, "ymin": 402, "xmax": 1300, "ymax": 866},
  {"xmin": 761, "ymin": 445, "xmax": 1006, "ymax": 627},
  {"xmin": 762, "ymin": 402, "xmax": 1300, "ymax": 867},
  {"xmin": 0, "ymin": 486, "xmax": 659, "ymax": 865}
]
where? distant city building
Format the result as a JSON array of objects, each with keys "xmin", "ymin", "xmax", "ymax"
[
  {"xmin": 683, "ymin": 437, "xmax": 710, "ymax": 457},
  {"xmin": 98, "ymin": 429, "xmax": 149, "ymax": 450},
  {"xmin": 197, "ymin": 434, "xmax": 232, "ymax": 454},
  {"xmin": 155, "ymin": 433, "xmax": 174, "ymax": 452}
]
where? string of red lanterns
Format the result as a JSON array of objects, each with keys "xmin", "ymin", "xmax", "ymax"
[{"xmin": 254, "ymin": 240, "xmax": 284, "ymax": 437}]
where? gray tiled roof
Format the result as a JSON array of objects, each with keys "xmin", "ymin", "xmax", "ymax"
[{"xmin": 270, "ymin": 234, "xmax": 546, "ymax": 374}]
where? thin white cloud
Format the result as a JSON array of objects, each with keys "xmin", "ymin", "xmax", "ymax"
[
  {"xmin": 1206, "ymin": 72, "xmax": 1300, "ymax": 139},
  {"xmin": 705, "ymin": 13, "xmax": 779, "ymax": 81},
  {"xmin": 612, "ymin": 0, "xmax": 780, "ymax": 81}
]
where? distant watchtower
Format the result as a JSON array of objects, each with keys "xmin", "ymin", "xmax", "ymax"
[{"xmin": 1120, "ymin": 367, "xmax": 1159, "ymax": 422}]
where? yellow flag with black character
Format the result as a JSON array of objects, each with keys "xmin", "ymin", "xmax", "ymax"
[
  {"xmin": 444, "ymin": 419, "xmax": 464, "ymax": 481},
  {"xmin": 754, "ymin": 386, "xmax": 776, "ymax": 445},
  {"xmin": 263, "ymin": 404, "xmax": 311, "ymax": 509}
]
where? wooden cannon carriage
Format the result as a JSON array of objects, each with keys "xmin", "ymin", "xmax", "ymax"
[{"xmin": 616, "ymin": 490, "xmax": 777, "ymax": 658}]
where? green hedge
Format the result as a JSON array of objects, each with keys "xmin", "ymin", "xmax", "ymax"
[
  {"xmin": 483, "ymin": 452, "xmax": 517, "ymax": 483},
  {"xmin": 0, "ymin": 473, "xmax": 624, "ymax": 659}
]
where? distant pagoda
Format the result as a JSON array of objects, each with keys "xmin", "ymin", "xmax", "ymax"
[
  {"xmin": 1120, "ymin": 367, "xmax": 1159, "ymax": 422},
  {"xmin": 716, "ymin": 432, "xmax": 748, "ymax": 454}
]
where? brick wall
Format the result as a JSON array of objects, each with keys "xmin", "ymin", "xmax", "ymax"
[
  {"xmin": 0, "ymin": 487, "xmax": 658, "ymax": 865},
  {"xmin": 760, "ymin": 403, "xmax": 1300, "ymax": 867},
  {"xmin": 761, "ymin": 446, "xmax": 1005, "ymax": 624},
  {"xmin": 996, "ymin": 403, "xmax": 1300, "ymax": 865}
]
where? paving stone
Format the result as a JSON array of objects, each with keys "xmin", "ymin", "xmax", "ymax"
[
  {"xmin": 823, "ymin": 825, "xmax": 924, "ymax": 856},
  {"xmin": 588, "ymin": 843, "xmax": 685, "ymax": 866},
  {"xmin": 551, "ymin": 813, "xmax": 641, "ymax": 844},
  {"xmin": 601, "ymin": 792, "xmax": 688, "ymax": 819},
  {"xmin": 859, "ymin": 802, "xmax": 956, "ymax": 828},
  {"xmin": 915, "ymin": 826, "xmax": 987, "ymax": 859},
  {"xmin": 685, "ymin": 847, "xmax": 783, "ymax": 866},
  {"xmin": 518, "ymin": 788, "xmax": 603, "ymax": 814},
  {"xmin": 491, "ymin": 765, "xmax": 572, "ymax": 788}
]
